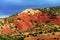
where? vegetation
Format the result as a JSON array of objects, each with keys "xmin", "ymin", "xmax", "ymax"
[{"xmin": 35, "ymin": 6, "xmax": 60, "ymax": 16}]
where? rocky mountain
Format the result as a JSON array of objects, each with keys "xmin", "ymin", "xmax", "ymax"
[{"xmin": 0, "ymin": 6, "xmax": 60, "ymax": 40}]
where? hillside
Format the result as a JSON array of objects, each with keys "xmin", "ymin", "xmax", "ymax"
[{"xmin": 0, "ymin": 6, "xmax": 60, "ymax": 40}]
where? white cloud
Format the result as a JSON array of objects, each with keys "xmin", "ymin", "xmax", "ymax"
[{"xmin": 0, "ymin": 15, "xmax": 9, "ymax": 18}]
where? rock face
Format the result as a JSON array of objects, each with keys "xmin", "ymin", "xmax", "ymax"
[{"xmin": 0, "ymin": 7, "xmax": 60, "ymax": 40}]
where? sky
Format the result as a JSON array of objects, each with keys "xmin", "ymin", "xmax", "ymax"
[{"xmin": 0, "ymin": 0, "xmax": 60, "ymax": 18}]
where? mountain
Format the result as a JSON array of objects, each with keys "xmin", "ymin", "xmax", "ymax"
[{"xmin": 0, "ymin": 7, "xmax": 60, "ymax": 40}]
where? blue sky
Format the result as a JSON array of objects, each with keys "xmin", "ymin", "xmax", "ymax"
[{"xmin": 0, "ymin": 0, "xmax": 60, "ymax": 18}]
